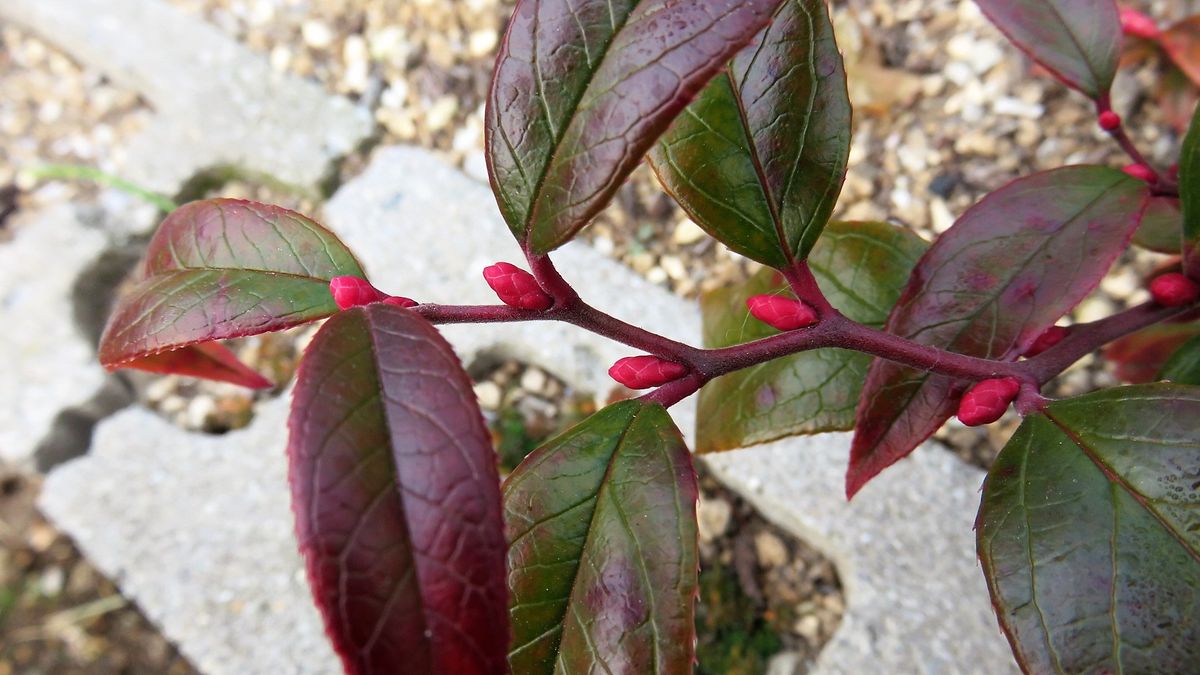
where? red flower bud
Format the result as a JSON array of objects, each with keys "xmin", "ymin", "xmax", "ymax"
[
  {"xmin": 1122, "ymin": 164, "xmax": 1156, "ymax": 183},
  {"xmin": 608, "ymin": 356, "xmax": 688, "ymax": 390},
  {"xmin": 746, "ymin": 295, "xmax": 818, "ymax": 331},
  {"xmin": 957, "ymin": 377, "xmax": 1021, "ymax": 427},
  {"xmin": 1119, "ymin": 8, "xmax": 1160, "ymax": 40},
  {"xmin": 1098, "ymin": 111, "xmax": 1122, "ymax": 132},
  {"xmin": 1150, "ymin": 273, "xmax": 1200, "ymax": 307},
  {"xmin": 483, "ymin": 262, "xmax": 553, "ymax": 310},
  {"xmin": 330, "ymin": 276, "xmax": 388, "ymax": 310},
  {"xmin": 1024, "ymin": 325, "xmax": 1068, "ymax": 357}
]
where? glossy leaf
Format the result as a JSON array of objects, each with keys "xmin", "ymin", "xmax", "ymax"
[
  {"xmin": 850, "ymin": 166, "xmax": 1150, "ymax": 497},
  {"xmin": 1159, "ymin": 335, "xmax": 1200, "ymax": 384},
  {"xmin": 697, "ymin": 221, "xmax": 926, "ymax": 453},
  {"xmin": 1179, "ymin": 98, "xmax": 1200, "ymax": 277},
  {"xmin": 486, "ymin": 0, "xmax": 780, "ymax": 254},
  {"xmin": 288, "ymin": 304, "xmax": 507, "ymax": 675},
  {"xmin": 504, "ymin": 400, "xmax": 698, "ymax": 674},
  {"xmin": 123, "ymin": 341, "xmax": 271, "ymax": 389},
  {"xmin": 1132, "ymin": 196, "xmax": 1183, "ymax": 254},
  {"xmin": 1105, "ymin": 322, "xmax": 1200, "ymax": 384},
  {"xmin": 977, "ymin": 385, "xmax": 1200, "ymax": 673},
  {"xmin": 974, "ymin": 0, "xmax": 1121, "ymax": 99},
  {"xmin": 648, "ymin": 0, "xmax": 851, "ymax": 268},
  {"xmin": 99, "ymin": 199, "xmax": 364, "ymax": 374}
]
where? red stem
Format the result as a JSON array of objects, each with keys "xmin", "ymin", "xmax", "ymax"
[{"xmin": 1095, "ymin": 98, "xmax": 1177, "ymax": 196}]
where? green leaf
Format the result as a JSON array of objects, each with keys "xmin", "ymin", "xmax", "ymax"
[
  {"xmin": 504, "ymin": 400, "xmax": 699, "ymax": 674},
  {"xmin": 1180, "ymin": 101, "xmax": 1200, "ymax": 277},
  {"xmin": 974, "ymin": 0, "xmax": 1121, "ymax": 99},
  {"xmin": 487, "ymin": 0, "xmax": 781, "ymax": 254},
  {"xmin": 977, "ymin": 384, "xmax": 1200, "ymax": 673},
  {"xmin": 649, "ymin": 0, "xmax": 851, "ymax": 269},
  {"xmin": 1133, "ymin": 196, "xmax": 1183, "ymax": 254},
  {"xmin": 99, "ymin": 199, "xmax": 364, "ymax": 372},
  {"xmin": 696, "ymin": 221, "xmax": 926, "ymax": 453},
  {"xmin": 1160, "ymin": 334, "xmax": 1200, "ymax": 384}
]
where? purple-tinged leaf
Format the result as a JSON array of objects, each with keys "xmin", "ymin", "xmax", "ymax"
[
  {"xmin": 977, "ymin": 384, "xmax": 1200, "ymax": 673},
  {"xmin": 1179, "ymin": 99, "xmax": 1200, "ymax": 277},
  {"xmin": 1133, "ymin": 196, "xmax": 1183, "ymax": 253},
  {"xmin": 504, "ymin": 400, "xmax": 698, "ymax": 674},
  {"xmin": 974, "ymin": 0, "xmax": 1121, "ymax": 100},
  {"xmin": 849, "ymin": 166, "xmax": 1150, "ymax": 497},
  {"xmin": 288, "ymin": 304, "xmax": 507, "ymax": 675},
  {"xmin": 486, "ymin": 0, "xmax": 781, "ymax": 254},
  {"xmin": 99, "ymin": 199, "xmax": 364, "ymax": 378},
  {"xmin": 697, "ymin": 221, "xmax": 926, "ymax": 453},
  {"xmin": 1105, "ymin": 321, "xmax": 1200, "ymax": 383},
  {"xmin": 648, "ymin": 0, "xmax": 851, "ymax": 269},
  {"xmin": 124, "ymin": 341, "xmax": 271, "ymax": 389}
]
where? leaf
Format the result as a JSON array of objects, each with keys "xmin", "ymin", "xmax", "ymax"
[
  {"xmin": 849, "ymin": 166, "xmax": 1150, "ymax": 497},
  {"xmin": 977, "ymin": 384, "xmax": 1200, "ymax": 673},
  {"xmin": 974, "ymin": 0, "xmax": 1121, "ymax": 99},
  {"xmin": 99, "ymin": 199, "xmax": 364, "ymax": 373},
  {"xmin": 1161, "ymin": 16, "xmax": 1200, "ymax": 87},
  {"xmin": 1132, "ymin": 196, "xmax": 1183, "ymax": 254},
  {"xmin": 696, "ymin": 221, "xmax": 927, "ymax": 453},
  {"xmin": 287, "ymin": 304, "xmax": 508, "ymax": 675},
  {"xmin": 504, "ymin": 400, "xmax": 699, "ymax": 674},
  {"xmin": 122, "ymin": 341, "xmax": 271, "ymax": 389},
  {"xmin": 486, "ymin": 0, "xmax": 781, "ymax": 254},
  {"xmin": 1105, "ymin": 321, "xmax": 1200, "ymax": 384},
  {"xmin": 1160, "ymin": 335, "xmax": 1200, "ymax": 384},
  {"xmin": 648, "ymin": 0, "xmax": 851, "ymax": 269},
  {"xmin": 1179, "ymin": 99, "xmax": 1200, "ymax": 278}
]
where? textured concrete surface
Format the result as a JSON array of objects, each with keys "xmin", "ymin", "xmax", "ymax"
[
  {"xmin": 0, "ymin": 206, "xmax": 107, "ymax": 463},
  {"xmin": 0, "ymin": 0, "xmax": 373, "ymax": 196},
  {"xmin": 42, "ymin": 146, "xmax": 1016, "ymax": 673}
]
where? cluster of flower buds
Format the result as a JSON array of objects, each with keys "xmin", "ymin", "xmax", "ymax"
[
  {"xmin": 608, "ymin": 355, "xmax": 689, "ymax": 390},
  {"xmin": 746, "ymin": 294, "xmax": 818, "ymax": 331},
  {"xmin": 329, "ymin": 276, "xmax": 418, "ymax": 310},
  {"xmin": 1150, "ymin": 273, "xmax": 1200, "ymax": 308},
  {"xmin": 483, "ymin": 262, "xmax": 554, "ymax": 310},
  {"xmin": 957, "ymin": 377, "xmax": 1022, "ymax": 427}
]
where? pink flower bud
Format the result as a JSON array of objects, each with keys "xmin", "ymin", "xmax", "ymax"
[
  {"xmin": 1024, "ymin": 325, "xmax": 1068, "ymax": 357},
  {"xmin": 1122, "ymin": 164, "xmax": 1156, "ymax": 183},
  {"xmin": 1098, "ymin": 111, "xmax": 1122, "ymax": 132},
  {"xmin": 382, "ymin": 296, "xmax": 419, "ymax": 309},
  {"xmin": 483, "ymin": 262, "xmax": 553, "ymax": 311},
  {"xmin": 1150, "ymin": 273, "xmax": 1200, "ymax": 307},
  {"xmin": 957, "ymin": 377, "xmax": 1022, "ymax": 427},
  {"xmin": 1120, "ymin": 8, "xmax": 1160, "ymax": 40},
  {"xmin": 746, "ymin": 295, "xmax": 818, "ymax": 331},
  {"xmin": 330, "ymin": 276, "xmax": 387, "ymax": 310},
  {"xmin": 608, "ymin": 356, "xmax": 689, "ymax": 390}
]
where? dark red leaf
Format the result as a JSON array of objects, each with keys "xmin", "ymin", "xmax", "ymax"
[
  {"xmin": 123, "ymin": 341, "xmax": 271, "ymax": 389},
  {"xmin": 974, "ymin": 0, "xmax": 1121, "ymax": 99},
  {"xmin": 1161, "ymin": 16, "xmax": 1200, "ymax": 87},
  {"xmin": 99, "ymin": 199, "xmax": 364, "ymax": 376},
  {"xmin": 849, "ymin": 166, "xmax": 1149, "ymax": 497},
  {"xmin": 1104, "ymin": 321, "xmax": 1200, "ymax": 383},
  {"xmin": 486, "ymin": 0, "xmax": 781, "ymax": 254},
  {"xmin": 288, "ymin": 304, "xmax": 507, "ymax": 675}
]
